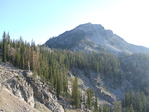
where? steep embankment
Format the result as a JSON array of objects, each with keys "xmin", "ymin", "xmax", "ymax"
[
  {"xmin": 0, "ymin": 87, "xmax": 39, "ymax": 112},
  {"xmin": 0, "ymin": 62, "xmax": 63, "ymax": 112}
]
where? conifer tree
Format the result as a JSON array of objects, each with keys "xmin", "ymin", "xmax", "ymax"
[
  {"xmin": 72, "ymin": 76, "xmax": 80, "ymax": 108},
  {"xmin": 99, "ymin": 107, "xmax": 102, "ymax": 112},
  {"xmin": 6, "ymin": 32, "xmax": 10, "ymax": 60},
  {"xmin": 113, "ymin": 101, "xmax": 122, "ymax": 112},
  {"xmin": 87, "ymin": 88, "xmax": 94, "ymax": 110},
  {"xmin": 94, "ymin": 95, "xmax": 98, "ymax": 112},
  {"xmin": 2, "ymin": 31, "xmax": 7, "ymax": 62},
  {"xmin": 63, "ymin": 74, "xmax": 68, "ymax": 94},
  {"xmin": 103, "ymin": 105, "xmax": 110, "ymax": 112},
  {"xmin": 129, "ymin": 104, "xmax": 134, "ymax": 112},
  {"xmin": 56, "ymin": 72, "xmax": 62, "ymax": 99}
]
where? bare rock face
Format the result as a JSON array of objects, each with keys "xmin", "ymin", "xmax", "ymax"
[
  {"xmin": 0, "ymin": 63, "xmax": 64, "ymax": 112},
  {"xmin": 4, "ymin": 76, "xmax": 35, "ymax": 107},
  {"xmin": 5, "ymin": 70, "xmax": 64, "ymax": 112},
  {"xmin": 33, "ymin": 84, "xmax": 64, "ymax": 112},
  {"xmin": 23, "ymin": 71, "xmax": 64, "ymax": 112},
  {"xmin": 0, "ymin": 62, "xmax": 35, "ymax": 107},
  {"xmin": 71, "ymin": 68, "xmax": 116, "ymax": 105},
  {"xmin": 0, "ymin": 87, "xmax": 39, "ymax": 112}
]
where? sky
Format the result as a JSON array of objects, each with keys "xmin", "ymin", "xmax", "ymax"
[{"xmin": 0, "ymin": 0, "xmax": 149, "ymax": 47}]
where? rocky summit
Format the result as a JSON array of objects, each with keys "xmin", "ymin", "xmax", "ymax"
[{"xmin": 45, "ymin": 23, "xmax": 149, "ymax": 54}]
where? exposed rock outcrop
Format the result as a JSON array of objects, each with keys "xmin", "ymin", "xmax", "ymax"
[
  {"xmin": 0, "ymin": 62, "xmax": 64, "ymax": 112},
  {"xmin": 4, "ymin": 76, "xmax": 35, "ymax": 107},
  {"xmin": 23, "ymin": 71, "xmax": 64, "ymax": 112},
  {"xmin": 70, "ymin": 68, "xmax": 116, "ymax": 105},
  {"xmin": 0, "ymin": 87, "xmax": 39, "ymax": 112}
]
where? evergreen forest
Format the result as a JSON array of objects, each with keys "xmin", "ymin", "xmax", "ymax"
[{"xmin": 1, "ymin": 31, "xmax": 149, "ymax": 112}]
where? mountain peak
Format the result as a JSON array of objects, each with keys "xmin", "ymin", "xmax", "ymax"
[
  {"xmin": 76, "ymin": 22, "xmax": 102, "ymax": 26},
  {"xmin": 75, "ymin": 23, "xmax": 104, "ymax": 31},
  {"xmin": 45, "ymin": 23, "xmax": 149, "ymax": 54},
  {"xmin": 76, "ymin": 22, "xmax": 93, "ymax": 28}
]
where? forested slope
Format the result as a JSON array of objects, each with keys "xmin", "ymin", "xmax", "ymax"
[{"xmin": 1, "ymin": 31, "xmax": 149, "ymax": 112}]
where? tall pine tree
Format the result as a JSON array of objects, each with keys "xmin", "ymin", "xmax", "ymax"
[
  {"xmin": 94, "ymin": 95, "xmax": 98, "ymax": 112},
  {"xmin": 86, "ymin": 88, "xmax": 94, "ymax": 110},
  {"xmin": 72, "ymin": 76, "xmax": 80, "ymax": 108},
  {"xmin": 2, "ymin": 31, "xmax": 7, "ymax": 62},
  {"xmin": 113, "ymin": 101, "xmax": 122, "ymax": 112}
]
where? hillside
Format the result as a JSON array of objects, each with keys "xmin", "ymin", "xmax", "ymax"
[
  {"xmin": 45, "ymin": 23, "xmax": 149, "ymax": 54},
  {"xmin": 0, "ymin": 62, "xmax": 59, "ymax": 112},
  {"xmin": 1, "ymin": 29, "xmax": 149, "ymax": 112},
  {"xmin": 1, "ymin": 52, "xmax": 149, "ymax": 112}
]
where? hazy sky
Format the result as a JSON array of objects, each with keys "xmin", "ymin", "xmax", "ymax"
[{"xmin": 0, "ymin": 0, "xmax": 149, "ymax": 47}]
